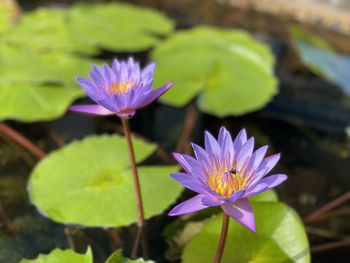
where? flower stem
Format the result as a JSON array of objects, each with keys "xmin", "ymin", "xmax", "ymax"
[
  {"xmin": 213, "ymin": 214, "xmax": 230, "ymax": 263},
  {"xmin": 0, "ymin": 123, "xmax": 45, "ymax": 158},
  {"xmin": 121, "ymin": 118, "xmax": 145, "ymax": 258}
]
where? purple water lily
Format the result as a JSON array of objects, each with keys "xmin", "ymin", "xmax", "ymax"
[
  {"xmin": 69, "ymin": 58, "xmax": 172, "ymax": 118},
  {"xmin": 169, "ymin": 127, "xmax": 287, "ymax": 232}
]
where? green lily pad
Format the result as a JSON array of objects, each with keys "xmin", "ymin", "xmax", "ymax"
[
  {"xmin": 0, "ymin": 45, "xmax": 94, "ymax": 121},
  {"xmin": 0, "ymin": 45, "xmax": 93, "ymax": 87},
  {"xmin": 106, "ymin": 250, "xmax": 154, "ymax": 263},
  {"xmin": 183, "ymin": 202, "xmax": 310, "ymax": 263},
  {"xmin": 0, "ymin": 83, "xmax": 82, "ymax": 122},
  {"xmin": 0, "ymin": 0, "xmax": 19, "ymax": 33},
  {"xmin": 151, "ymin": 26, "xmax": 278, "ymax": 117},
  {"xmin": 28, "ymin": 135, "xmax": 182, "ymax": 227},
  {"xmin": 3, "ymin": 8, "xmax": 96, "ymax": 53},
  {"xmin": 68, "ymin": 3, "xmax": 174, "ymax": 52},
  {"xmin": 19, "ymin": 248, "xmax": 92, "ymax": 263}
]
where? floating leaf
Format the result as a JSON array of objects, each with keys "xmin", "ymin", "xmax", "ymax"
[
  {"xmin": 0, "ymin": 83, "xmax": 82, "ymax": 122},
  {"xmin": 3, "ymin": 8, "xmax": 96, "ymax": 53},
  {"xmin": 0, "ymin": 45, "xmax": 94, "ymax": 121},
  {"xmin": 183, "ymin": 202, "xmax": 310, "ymax": 263},
  {"xmin": 28, "ymin": 135, "xmax": 182, "ymax": 227},
  {"xmin": 0, "ymin": 0, "xmax": 20, "ymax": 33},
  {"xmin": 19, "ymin": 248, "xmax": 92, "ymax": 263},
  {"xmin": 152, "ymin": 26, "xmax": 278, "ymax": 117},
  {"xmin": 290, "ymin": 26, "xmax": 350, "ymax": 96},
  {"xmin": 68, "ymin": 3, "xmax": 174, "ymax": 52},
  {"xmin": 106, "ymin": 250, "xmax": 154, "ymax": 263},
  {"xmin": 0, "ymin": 45, "xmax": 93, "ymax": 87}
]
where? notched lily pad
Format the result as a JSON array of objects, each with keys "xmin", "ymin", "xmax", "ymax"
[
  {"xmin": 19, "ymin": 248, "xmax": 92, "ymax": 263},
  {"xmin": 152, "ymin": 26, "xmax": 278, "ymax": 117},
  {"xmin": 106, "ymin": 250, "xmax": 154, "ymax": 263},
  {"xmin": 3, "ymin": 8, "xmax": 95, "ymax": 53},
  {"xmin": 68, "ymin": 3, "xmax": 174, "ymax": 52},
  {"xmin": 28, "ymin": 135, "xmax": 182, "ymax": 227},
  {"xmin": 183, "ymin": 202, "xmax": 310, "ymax": 263}
]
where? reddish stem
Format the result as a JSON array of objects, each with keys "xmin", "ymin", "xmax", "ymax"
[
  {"xmin": 175, "ymin": 102, "xmax": 199, "ymax": 154},
  {"xmin": 121, "ymin": 118, "xmax": 145, "ymax": 258},
  {"xmin": 0, "ymin": 123, "xmax": 46, "ymax": 158},
  {"xmin": 304, "ymin": 192, "xmax": 350, "ymax": 223},
  {"xmin": 213, "ymin": 214, "xmax": 229, "ymax": 263},
  {"xmin": 311, "ymin": 239, "xmax": 350, "ymax": 253}
]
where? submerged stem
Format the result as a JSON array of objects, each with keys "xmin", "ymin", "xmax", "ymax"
[
  {"xmin": 121, "ymin": 118, "xmax": 145, "ymax": 258},
  {"xmin": 213, "ymin": 213, "xmax": 230, "ymax": 263},
  {"xmin": 0, "ymin": 123, "xmax": 45, "ymax": 158}
]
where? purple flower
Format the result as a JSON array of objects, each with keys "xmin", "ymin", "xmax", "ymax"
[
  {"xmin": 169, "ymin": 127, "xmax": 287, "ymax": 232},
  {"xmin": 69, "ymin": 58, "xmax": 172, "ymax": 118}
]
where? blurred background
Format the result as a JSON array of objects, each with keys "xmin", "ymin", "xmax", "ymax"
[{"xmin": 1, "ymin": 0, "xmax": 350, "ymax": 262}]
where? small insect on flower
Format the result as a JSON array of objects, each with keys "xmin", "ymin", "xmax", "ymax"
[
  {"xmin": 169, "ymin": 127, "xmax": 287, "ymax": 232},
  {"xmin": 69, "ymin": 57, "xmax": 172, "ymax": 119}
]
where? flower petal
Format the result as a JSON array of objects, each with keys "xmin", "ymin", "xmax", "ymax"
[
  {"xmin": 249, "ymin": 153, "xmax": 281, "ymax": 185},
  {"xmin": 245, "ymin": 174, "xmax": 287, "ymax": 197},
  {"xmin": 172, "ymin": 153, "xmax": 204, "ymax": 179},
  {"xmin": 246, "ymin": 145, "xmax": 268, "ymax": 173},
  {"xmin": 237, "ymin": 137, "xmax": 255, "ymax": 171},
  {"xmin": 68, "ymin": 104, "xmax": 114, "ymax": 116},
  {"xmin": 201, "ymin": 195, "xmax": 224, "ymax": 206},
  {"xmin": 218, "ymin": 127, "xmax": 234, "ymax": 164},
  {"xmin": 170, "ymin": 172, "xmax": 208, "ymax": 194},
  {"xmin": 204, "ymin": 131, "xmax": 222, "ymax": 157},
  {"xmin": 192, "ymin": 143, "xmax": 209, "ymax": 164},
  {"xmin": 137, "ymin": 83, "xmax": 173, "ymax": 109},
  {"xmin": 168, "ymin": 194, "xmax": 208, "ymax": 216},
  {"xmin": 233, "ymin": 129, "xmax": 247, "ymax": 152},
  {"xmin": 221, "ymin": 199, "xmax": 256, "ymax": 232}
]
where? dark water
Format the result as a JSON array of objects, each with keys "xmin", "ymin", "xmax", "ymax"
[{"xmin": 1, "ymin": 0, "xmax": 350, "ymax": 262}]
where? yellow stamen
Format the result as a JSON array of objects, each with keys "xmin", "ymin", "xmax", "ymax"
[
  {"xmin": 108, "ymin": 81, "xmax": 134, "ymax": 96},
  {"xmin": 207, "ymin": 165, "xmax": 248, "ymax": 198}
]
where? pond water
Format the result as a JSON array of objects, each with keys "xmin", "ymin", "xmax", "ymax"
[{"xmin": 1, "ymin": 0, "xmax": 350, "ymax": 262}]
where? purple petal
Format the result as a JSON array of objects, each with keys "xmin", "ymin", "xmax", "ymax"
[
  {"xmin": 169, "ymin": 194, "xmax": 209, "ymax": 216},
  {"xmin": 245, "ymin": 174, "xmax": 287, "ymax": 197},
  {"xmin": 258, "ymin": 153, "xmax": 281, "ymax": 173},
  {"xmin": 228, "ymin": 190, "xmax": 245, "ymax": 202},
  {"xmin": 170, "ymin": 173, "xmax": 208, "ymax": 195},
  {"xmin": 204, "ymin": 131, "xmax": 222, "ymax": 158},
  {"xmin": 236, "ymin": 137, "xmax": 255, "ymax": 171},
  {"xmin": 246, "ymin": 146, "xmax": 268, "ymax": 174},
  {"xmin": 68, "ymin": 104, "xmax": 114, "ymax": 116},
  {"xmin": 192, "ymin": 143, "xmax": 209, "ymax": 164},
  {"xmin": 221, "ymin": 199, "xmax": 256, "ymax": 232},
  {"xmin": 218, "ymin": 127, "xmax": 234, "ymax": 164},
  {"xmin": 201, "ymin": 195, "xmax": 224, "ymax": 206},
  {"xmin": 141, "ymin": 62, "xmax": 155, "ymax": 79},
  {"xmin": 172, "ymin": 153, "xmax": 204, "ymax": 180},
  {"xmin": 233, "ymin": 129, "xmax": 247, "ymax": 152},
  {"xmin": 137, "ymin": 82, "xmax": 172, "ymax": 109}
]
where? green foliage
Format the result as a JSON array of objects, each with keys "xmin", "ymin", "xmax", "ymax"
[
  {"xmin": 28, "ymin": 135, "xmax": 182, "ymax": 227},
  {"xmin": 290, "ymin": 25, "xmax": 350, "ymax": 96},
  {"xmin": 0, "ymin": 83, "xmax": 82, "ymax": 122},
  {"xmin": 182, "ymin": 202, "xmax": 310, "ymax": 263},
  {"xmin": 289, "ymin": 25, "xmax": 333, "ymax": 51},
  {"xmin": 3, "ymin": 8, "xmax": 95, "ymax": 53},
  {"xmin": 0, "ymin": 3, "xmax": 173, "ymax": 122},
  {"xmin": 0, "ymin": 45, "xmax": 92, "ymax": 122},
  {"xmin": 152, "ymin": 26, "xmax": 278, "ymax": 117},
  {"xmin": 0, "ymin": 0, "xmax": 18, "ymax": 33},
  {"xmin": 68, "ymin": 3, "xmax": 174, "ymax": 52},
  {"xmin": 106, "ymin": 250, "xmax": 154, "ymax": 263},
  {"xmin": 19, "ymin": 248, "xmax": 92, "ymax": 263}
]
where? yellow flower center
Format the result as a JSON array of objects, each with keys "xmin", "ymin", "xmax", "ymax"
[
  {"xmin": 108, "ymin": 81, "xmax": 134, "ymax": 96},
  {"xmin": 207, "ymin": 166, "xmax": 248, "ymax": 198}
]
